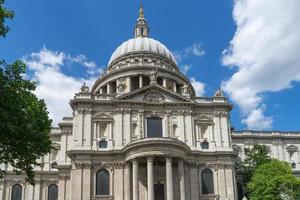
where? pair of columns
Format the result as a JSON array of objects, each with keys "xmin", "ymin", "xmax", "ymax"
[{"xmin": 125, "ymin": 157, "xmax": 186, "ymax": 200}]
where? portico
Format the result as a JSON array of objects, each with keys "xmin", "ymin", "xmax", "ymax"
[{"xmin": 125, "ymin": 155, "xmax": 186, "ymax": 200}]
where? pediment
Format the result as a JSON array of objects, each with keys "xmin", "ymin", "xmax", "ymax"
[
  {"xmin": 286, "ymin": 145, "xmax": 298, "ymax": 152},
  {"xmin": 116, "ymin": 84, "xmax": 192, "ymax": 103},
  {"xmin": 232, "ymin": 144, "xmax": 241, "ymax": 151},
  {"xmin": 195, "ymin": 115, "xmax": 214, "ymax": 124},
  {"xmin": 92, "ymin": 113, "xmax": 114, "ymax": 121},
  {"xmin": 52, "ymin": 142, "xmax": 61, "ymax": 150}
]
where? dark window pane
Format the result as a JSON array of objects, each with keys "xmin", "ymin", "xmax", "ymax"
[
  {"xmin": 99, "ymin": 140, "xmax": 108, "ymax": 149},
  {"xmin": 147, "ymin": 117, "xmax": 163, "ymax": 138},
  {"xmin": 237, "ymin": 183, "xmax": 244, "ymax": 200},
  {"xmin": 11, "ymin": 184, "xmax": 22, "ymax": 200},
  {"xmin": 202, "ymin": 169, "xmax": 214, "ymax": 194},
  {"xmin": 96, "ymin": 169, "xmax": 110, "ymax": 195},
  {"xmin": 48, "ymin": 184, "xmax": 58, "ymax": 200},
  {"xmin": 201, "ymin": 141, "xmax": 209, "ymax": 149},
  {"xmin": 291, "ymin": 162, "xmax": 296, "ymax": 169},
  {"xmin": 154, "ymin": 183, "xmax": 165, "ymax": 200}
]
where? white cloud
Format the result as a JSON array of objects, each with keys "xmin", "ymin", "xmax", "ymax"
[
  {"xmin": 241, "ymin": 105, "xmax": 272, "ymax": 130},
  {"xmin": 65, "ymin": 54, "xmax": 97, "ymax": 68},
  {"xmin": 180, "ymin": 64, "xmax": 191, "ymax": 75},
  {"xmin": 173, "ymin": 43, "xmax": 206, "ymax": 95},
  {"xmin": 190, "ymin": 43, "xmax": 206, "ymax": 57},
  {"xmin": 23, "ymin": 47, "xmax": 102, "ymax": 126},
  {"xmin": 174, "ymin": 42, "xmax": 205, "ymax": 63},
  {"xmin": 191, "ymin": 77, "xmax": 206, "ymax": 96},
  {"xmin": 222, "ymin": 0, "xmax": 300, "ymax": 130}
]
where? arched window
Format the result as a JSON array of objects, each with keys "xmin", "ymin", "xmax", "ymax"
[
  {"xmin": 48, "ymin": 184, "xmax": 58, "ymax": 200},
  {"xmin": 11, "ymin": 184, "xmax": 22, "ymax": 200},
  {"xmin": 201, "ymin": 168, "xmax": 214, "ymax": 194},
  {"xmin": 96, "ymin": 169, "xmax": 110, "ymax": 195},
  {"xmin": 172, "ymin": 124, "xmax": 178, "ymax": 138},
  {"xmin": 147, "ymin": 117, "xmax": 163, "ymax": 138}
]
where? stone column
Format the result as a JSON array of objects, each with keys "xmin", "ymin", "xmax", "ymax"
[
  {"xmin": 133, "ymin": 160, "xmax": 139, "ymax": 200},
  {"xmin": 147, "ymin": 157, "xmax": 154, "ymax": 200},
  {"xmin": 166, "ymin": 156, "xmax": 173, "ymax": 200},
  {"xmin": 127, "ymin": 77, "xmax": 132, "ymax": 92},
  {"xmin": 139, "ymin": 75, "xmax": 143, "ymax": 88},
  {"xmin": 173, "ymin": 82, "xmax": 177, "ymax": 92},
  {"xmin": 107, "ymin": 83, "xmax": 111, "ymax": 94},
  {"xmin": 124, "ymin": 163, "xmax": 131, "ymax": 200},
  {"xmin": 163, "ymin": 78, "xmax": 167, "ymax": 88},
  {"xmin": 178, "ymin": 160, "xmax": 186, "ymax": 200}
]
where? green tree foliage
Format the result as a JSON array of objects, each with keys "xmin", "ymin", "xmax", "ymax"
[
  {"xmin": 0, "ymin": 0, "xmax": 14, "ymax": 37},
  {"xmin": 0, "ymin": 1, "xmax": 52, "ymax": 184},
  {"xmin": 0, "ymin": 61, "xmax": 52, "ymax": 184},
  {"xmin": 243, "ymin": 143, "xmax": 271, "ymax": 183},
  {"xmin": 248, "ymin": 159, "xmax": 300, "ymax": 200}
]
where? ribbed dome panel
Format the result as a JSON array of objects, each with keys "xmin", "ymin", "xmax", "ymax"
[{"xmin": 108, "ymin": 37, "xmax": 176, "ymax": 65}]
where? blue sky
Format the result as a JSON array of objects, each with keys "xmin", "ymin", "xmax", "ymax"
[{"xmin": 1, "ymin": 0, "xmax": 300, "ymax": 131}]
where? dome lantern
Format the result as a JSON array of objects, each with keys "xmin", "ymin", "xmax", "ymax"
[{"xmin": 134, "ymin": 3, "xmax": 149, "ymax": 38}]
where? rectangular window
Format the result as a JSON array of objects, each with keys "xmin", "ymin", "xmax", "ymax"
[{"xmin": 147, "ymin": 117, "xmax": 163, "ymax": 138}]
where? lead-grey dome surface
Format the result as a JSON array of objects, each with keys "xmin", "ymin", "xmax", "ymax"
[{"xmin": 108, "ymin": 37, "xmax": 176, "ymax": 66}]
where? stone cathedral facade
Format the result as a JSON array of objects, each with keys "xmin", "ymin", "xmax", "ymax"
[{"xmin": 1, "ymin": 5, "xmax": 300, "ymax": 200}]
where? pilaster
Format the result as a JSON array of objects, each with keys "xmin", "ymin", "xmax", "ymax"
[{"xmin": 189, "ymin": 164, "xmax": 199, "ymax": 200}]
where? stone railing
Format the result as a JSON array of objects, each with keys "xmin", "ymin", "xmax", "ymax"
[{"xmin": 92, "ymin": 195, "xmax": 114, "ymax": 200}]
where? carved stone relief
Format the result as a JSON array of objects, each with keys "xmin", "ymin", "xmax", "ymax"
[{"xmin": 143, "ymin": 92, "xmax": 165, "ymax": 102}]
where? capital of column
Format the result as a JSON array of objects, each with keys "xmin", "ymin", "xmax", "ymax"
[
  {"xmin": 166, "ymin": 155, "xmax": 173, "ymax": 163},
  {"xmin": 147, "ymin": 156, "xmax": 154, "ymax": 163},
  {"xmin": 132, "ymin": 159, "xmax": 138, "ymax": 165},
  {"xmin": 125, "ymin": 162, "xmax": 131, "ymax": 169}
]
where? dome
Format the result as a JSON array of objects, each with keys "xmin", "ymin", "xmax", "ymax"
[{"xmin": 108, "ymin": 37, "xmax": 177, "ymax": 66}]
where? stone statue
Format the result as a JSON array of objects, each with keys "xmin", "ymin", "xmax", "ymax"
[
  {"xmin": 81, "ymin": 83, "xmax": 89, "ymax": 92},
  {"xmin": 214, "ymin": 88, "xmax": 224, "ymax": 97},
  {"xmin": 181, "ymin": 84, "xmax": 189, "ymax": 95},
  {"xmin": 149, "ymin": 68, "xmax": 158, "ymax": 84}
]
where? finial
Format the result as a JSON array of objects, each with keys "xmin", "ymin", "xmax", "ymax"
[
  {"xmin": 139, "ymin": 1, "xmax": 145, "ymax": 19},
  {"xmin": 134, "ymin": 1, "xmax": 150, "ymax": 38}
]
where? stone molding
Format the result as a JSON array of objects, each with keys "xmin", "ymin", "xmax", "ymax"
[
  {"xmin": 92, "ymin": 161, "xmax": 125, "ymax": 170},
  {"xmin": 92, "ymin": 195, "xmax": 114, "ymax": 200},
  {"xmin": 74, "ymin": 162, "xmax": 92, "ymax": 169},
  {"xmin": 213, "ymin": 111, "xmax": 228, "ymax": 117},
  {"xmin": 186, "ymin": 161, "xmax": 234, "ymax": 171},
  {"xmin": 58, "ymin": 174, "xmax": 71, "ymax": 180}
]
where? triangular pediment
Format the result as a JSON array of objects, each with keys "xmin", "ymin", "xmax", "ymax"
[
  {"xmin": 116, "ymin": 84, "xmax": 192, "ymax": 103},
  {"xmin": 93, "ymin": 113, "xmax": 114, "ymax": 121},
  {"xmin": 286, "ymin": 145, "xmax": 298, "ymax": 151},
  {"xmin": 195, "ymin": 115, "xmax": 214, "ymax": 124}
]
